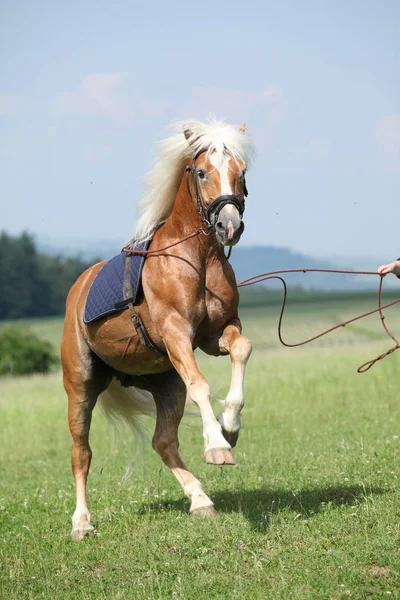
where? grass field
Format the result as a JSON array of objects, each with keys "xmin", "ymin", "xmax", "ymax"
[{"xmin": 1, "ymin": 298, "xmax": 400, "ymax": 599}]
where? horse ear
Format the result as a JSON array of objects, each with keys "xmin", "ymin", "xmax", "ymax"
[
  {"xmin": 239, "ymin": 123, "xmax": 246, "ymax": 133},
  {"xmin": 184, "ymin": 129, "xmax": 201, "ymax": 147}
]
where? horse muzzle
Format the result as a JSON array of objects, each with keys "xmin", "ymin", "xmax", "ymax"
[{"xmin": 214, "ymin": 205, "xmax": 244, "ymax": 247}]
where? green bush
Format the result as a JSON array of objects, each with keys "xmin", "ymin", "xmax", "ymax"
[{"xmin": 0, "ymin": 326, "xmax": 58, "ymax": 376}]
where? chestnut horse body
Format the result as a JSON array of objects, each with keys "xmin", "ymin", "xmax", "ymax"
[{"xmin": 61, "ymin": 118, "xmax": 255, "ymax": 539}]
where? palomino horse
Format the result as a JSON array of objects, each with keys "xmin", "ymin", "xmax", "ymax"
[{"xmin": 61, "ymin": 118, "xmax": 255, "ymax": 540}]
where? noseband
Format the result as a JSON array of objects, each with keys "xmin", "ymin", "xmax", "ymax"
[{"xmin": 185, "ymin": 147, "xmax": 248, "ymax": 230}]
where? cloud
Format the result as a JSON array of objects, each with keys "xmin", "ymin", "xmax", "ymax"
[
  {"xmin": 0, "ymin": 95, "xmax": 33, "ymax": 115},
  {"xmin": 376, "ymin": 115, "xmax": 400, "ymax": 173},
  {"xmin": 54, "ymin": 73, "xmax": 171, "ymax": 122},
  {"xmin": 55, "ymin": 73, "xmax": 131, "ymax": 121},
  {"xmin": 185, "ymin": 85, "xmax": 285, "ymax": 125}
]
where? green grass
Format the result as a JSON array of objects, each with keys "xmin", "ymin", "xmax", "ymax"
[{"xmin": 1, "ymin": 300, "xmax": 400, "ymax": 599}]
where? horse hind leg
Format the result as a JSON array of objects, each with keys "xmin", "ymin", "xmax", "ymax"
[
  {"xmin": 62, "ymin": 334, "xmax": 111, "ymax": 540},
  {"xmin": 149, "ymin": 371, "xmax": 217, "ymax": 516}
]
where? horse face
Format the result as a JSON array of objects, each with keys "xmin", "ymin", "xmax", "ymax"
[{"xmin": 196, "ymin": 151, "xmax": 247, "ymax": 247}]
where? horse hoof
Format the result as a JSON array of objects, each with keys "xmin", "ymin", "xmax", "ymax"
[
  {"xmin": 71, "ymin": 524, "xmax": 96, "ymax": 541},
  {"xmin": 222, "ymin": 429, "xmax": 239, "ymax": 449},
  {"xmin": 191, "ymin": 505, "xmax": 219, "ymax": 518},
  {"xmin": 205, "ymin": 448, "xmax": 236, "ymax": 466}
]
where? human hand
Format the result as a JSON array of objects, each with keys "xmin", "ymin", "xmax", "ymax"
[{"xmin": 377, "ymin": 260, "xmax": 400, "ymax": 276}]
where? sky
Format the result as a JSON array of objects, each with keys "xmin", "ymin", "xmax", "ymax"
[{"xmin": 0, "ymin": 0, "xmax": 399, "ymax": 260}]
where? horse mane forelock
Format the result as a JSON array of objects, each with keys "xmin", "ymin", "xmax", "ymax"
[{"xmin": 129, "ymin": 116, "xmax": 256, "ymax": 247}]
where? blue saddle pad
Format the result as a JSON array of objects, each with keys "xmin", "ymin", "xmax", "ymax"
[{"xmin": 83, "ymin": 239, "xmax": 150, "ymax": 324}]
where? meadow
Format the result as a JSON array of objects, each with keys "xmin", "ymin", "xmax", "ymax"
[{"xmin": 1, "ymin": 295, "xmax": 400, "ymax": 599}]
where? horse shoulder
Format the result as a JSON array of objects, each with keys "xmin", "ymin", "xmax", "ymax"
[{"xmin": 204, "ymin": 258, "xmax": 239, "ymax": 329}]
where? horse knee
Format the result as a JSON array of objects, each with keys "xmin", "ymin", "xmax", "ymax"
[
  {"xmin": 188, "ymin": 379, "xmax": 210, "ymax": 406},
  {"xmin": 231, "ymin": 336, "xmax": 252, "ymax": 363}
]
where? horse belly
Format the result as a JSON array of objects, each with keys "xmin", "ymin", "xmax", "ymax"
[{"xmin": 83, "ymin": 310, "xmax": 171, "ymax": 375}]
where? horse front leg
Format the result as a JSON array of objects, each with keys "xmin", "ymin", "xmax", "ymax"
[
  {"xmin": 162, "ymin": 318, "xmax": 236, "ymax": 465},
  {"xmin": 201, "ymin": 321, "xmax": 252, "ymax": 449}
]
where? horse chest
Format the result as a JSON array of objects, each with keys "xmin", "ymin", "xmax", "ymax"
[{"xmin": 202, "ymin": 268, "xmax": 238, "ymax": 332}]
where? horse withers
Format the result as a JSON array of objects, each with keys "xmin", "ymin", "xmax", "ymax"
[{"xmin": 61, "ymin": 118, "xmax": 255, "ymax": 540}]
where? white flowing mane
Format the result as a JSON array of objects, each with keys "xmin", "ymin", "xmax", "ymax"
[{"xmin": 130, "ymin": 116, "xmax": 255, "ymax": 247}]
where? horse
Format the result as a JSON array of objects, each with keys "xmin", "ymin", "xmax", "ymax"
[{"xmin": 61, "ymin": 117, "xmax": 255, "ymax": 540}]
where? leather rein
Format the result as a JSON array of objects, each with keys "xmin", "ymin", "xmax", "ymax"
[{"xmin": 122, "ymin": 150, "xmax": 399, "ymax": 373}]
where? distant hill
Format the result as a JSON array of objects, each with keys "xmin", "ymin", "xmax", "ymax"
[
  {"xmin": 229, "ymin": 246, "xmax": 392, "ymax": 290},
  {"xmin": 36, "ymin": 235, "xmax": 123, "ymax": 261},
  {"xmin": 36, "ymin": 235, "xmax": 394, "ymax": 291}
]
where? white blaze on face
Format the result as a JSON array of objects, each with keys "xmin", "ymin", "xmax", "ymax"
[
  {"xmin": 209, "ymin": 152, "xmax": 233, "ymax": 195},
  {"xmin": 209, "ymin": 153, "xmax": 238, "ymax": 220}
]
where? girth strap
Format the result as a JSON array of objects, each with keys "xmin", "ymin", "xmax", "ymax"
[
  {"xmin": 119, "ymin": 253, "xmax": 167, "ymax": 356},
  {"xmin": 127, "ymin": 303, "xmax": 167, "ymax": 356}
]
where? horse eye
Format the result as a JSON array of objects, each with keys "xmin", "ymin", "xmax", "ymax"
[{"xmin": 197, "ymin": 170, "xmax": 205, "ymax": 180}]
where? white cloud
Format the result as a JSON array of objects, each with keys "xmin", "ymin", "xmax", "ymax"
[
  {"xmin": 55, "ymin": 73, "xmax": 130, "ymax": 120},
  {"xmin": 0, "ymin": 95, "xmax": 32, "ymax": 115},
  {"xmin": 185, "ymin": 85, "xmax": 285, "ymax": 125},
  {"xmin": 54, "ymin": 73, "xmax": 171, "ymax": 122}
]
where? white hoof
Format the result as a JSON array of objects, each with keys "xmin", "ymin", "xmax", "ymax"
[
  {"xmin": 191, "ymin": 505, "xmax": 219, "ymax": 518},
  {"xmin": 71, "ymin": 516, "xmax": 96, "ymax": 541}
]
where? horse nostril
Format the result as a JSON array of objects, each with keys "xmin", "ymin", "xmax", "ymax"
[{"xmin": 216, "ymin": 221, "xmax": 224, "ymax": 230}]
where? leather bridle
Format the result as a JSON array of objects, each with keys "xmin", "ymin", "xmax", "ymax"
[{"xmin": 185, "ymin": 147, "xmax": 248, "ymax": 230}]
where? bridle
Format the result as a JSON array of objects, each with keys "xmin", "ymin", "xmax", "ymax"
[
  {"xmin": 185, "ymin": 147, "xmax": 248, "ymax": 230},
  {"xmin": 123, "ymin": 146, "xmax": 249, "ymax": 257}
]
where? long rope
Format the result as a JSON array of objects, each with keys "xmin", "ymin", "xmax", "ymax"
[
  {"xmin": 237, "ymin": 269, "xmax": 400, "ymax": 373},
  {"xmin": 123, "ymin": 229, "xmax": 399, "ymax": 373}
]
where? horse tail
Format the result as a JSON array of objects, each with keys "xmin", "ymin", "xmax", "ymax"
[{"xmin": 98, "ymin": 378, "xmax": 156, "ymax": 436}]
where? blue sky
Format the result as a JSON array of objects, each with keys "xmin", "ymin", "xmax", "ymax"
[{"xmin": 1, "ymin": 0, "xmax": 399, "ymax": 259}]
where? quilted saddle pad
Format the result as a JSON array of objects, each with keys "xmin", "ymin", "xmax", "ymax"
[{"xmin": 83, "ymin": 239, "xmax": 150, "ymax": 324}]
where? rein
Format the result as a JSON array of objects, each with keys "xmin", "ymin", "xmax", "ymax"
[
  {"xmin": 237, "ymin": 269, "xmax": 400, "ymax": 373},
  {"xmin": 123, "ymin": 228, "xmax": 208, "ymax": 255},
  {"xmin": 123, "ymin": 228, "xmax": 399, "ymax": 371},
  {"xmin": 122, "ymin": 148, "xmax": 399, "ymax": 372}
]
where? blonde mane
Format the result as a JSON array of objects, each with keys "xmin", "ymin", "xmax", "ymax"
[{"xmin": 130, "ymin": 116, "xmax": 255, "ymax": 246}]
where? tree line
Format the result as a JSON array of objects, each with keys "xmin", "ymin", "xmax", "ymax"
[{"xmin": 0, "ymin": 231, "xmax": 98, "ymax": 320}]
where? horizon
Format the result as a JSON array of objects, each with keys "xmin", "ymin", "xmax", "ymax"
[{"xmin": 30, "ymin": 231, "xmax": 389, "ymax": 266}]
